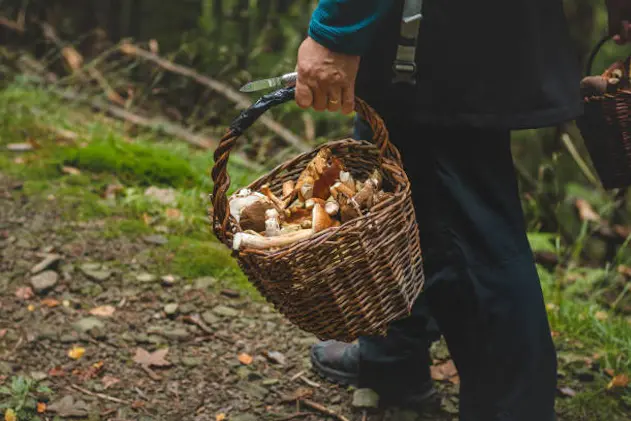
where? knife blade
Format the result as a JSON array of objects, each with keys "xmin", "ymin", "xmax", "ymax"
[{"xmin": 239, "ymin": 72, "xmax": 298, "ymax": 93}]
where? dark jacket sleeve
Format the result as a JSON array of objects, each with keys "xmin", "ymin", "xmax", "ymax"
[{"xmin": 308, "ymin": 0, "xmax": 395, "ymax": 56}]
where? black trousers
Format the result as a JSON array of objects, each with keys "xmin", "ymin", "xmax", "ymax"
[{"xmin": 352, "ymin": 116, "xmax": 557, "ymax": 421}]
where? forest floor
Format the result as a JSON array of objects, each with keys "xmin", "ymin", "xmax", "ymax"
[{"xmin": 1, "ymin": 82, "xmax": 630, "ymax": 421}]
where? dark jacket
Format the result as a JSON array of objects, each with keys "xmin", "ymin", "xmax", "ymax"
[{"xmin": 309, "ymin": 0, "xmax": 583, "ymax": 130}]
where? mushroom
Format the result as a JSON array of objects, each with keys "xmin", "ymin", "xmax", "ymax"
[
  {"xmin": 239, "ymin": 199, "xmax": 275, "ymax": 232},
  {"xmin": 339, "ymin": 171, "xmax": 356, "ymax": 194},
  {"xmin": 305, "ymin": 198, "xmax": 327, "ymax": 210},
  {"xmin": 229, "ymin": 191, "xmax": 268, "ymax": 223},
  {"xmin": 282, "ymin": 180, "xmax": 295, "ymax": 199},
  {"xmin": 260, "ymin": 184, "xmax": 287, "ymax": 212},
  {"xmin": 232, "ymin": 229, "xmax": 313, "ymax": 251},
  {"xmin": 312, "ymin": 203, "xmax": 334, "ymax": 233},
  {"xmin": 324, "ymin": 201, "xmax": 340, "ymax": 216},
  {"xmin": 294, "ymin": 148, "xmax": 333, "ymax": 201},
  {"xmin": 265, "ymin": 209, "xmax": 281, "ymax": 237},
  {"xmin": 312, "ymin": 156, "xmax": 344, "ymax": 199}
]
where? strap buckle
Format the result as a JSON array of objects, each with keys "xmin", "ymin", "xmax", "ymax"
[{"xmin": 392, "ymin": 60, "xmax": 417, "ymax": 85}]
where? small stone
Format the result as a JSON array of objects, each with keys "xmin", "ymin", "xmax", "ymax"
[
  {"xmin": 30, "ymin": 371, "xmax": 48, "ymax": 381},
  {"xmin": 295, "ymin": 336, "xmax": 319, "ymax": 347},
  {"xmin": 143, "ymin": 235, "xmax": 168, "ymax": 245},
  {"xmin": 37, "ymin": 326, "xmax": 58, "ymax": 340},
  {"xmin": 82, "ymin": 269, "xmax": 112, "ymax": 283},
  {"xmin": 0, "ymin": 361, "xmax": 13, "ymax": 375},
  {"xmin": 178, "ymin": 303, "xmax": 196, "ymax": 314},
  {"xmin": 212, "ymin": 305, "xmax": 238, "ymax": 317},
  {"xmin": 193, "ymin": 276, "xmax": 217, "ymax": 289},
  {"xmin": 181, "ymin": 357, "xmax": 202, "ymax": 367},
  {"xmin": 352, "ymin": 388, "xmax": 380, "ymax": 409},
  {"xmin": 164, "ymin": 303, "xmax": 179, "ymax": 316},
  {"xmin": 136, "ymin": 273, "xmax": 157, "ymax": 283},
  {"xmin": 72, "ymin": 317, "xmax": 105, "ymax": 333},
  {"xmin": 265, "ymin": 351, "xmax": 286, "ymax": 366},
  {"xmin": 30, "ymin": 270, "xmax": 59, "ymax": 293},
  {"xmin": 161, "ymin": 275, "xmax": 177, "ymax": 286},
  {"xmin": 161, "ymin": 328, "xmax": 189, "ymax": 341},
  {"xmin": 238, "ymin": 382, "xmax": 268, "ymax": 400},
  {"xmin": 201, "ymin": 311, "xmax": 219, "ymax": 325},
  {"xmin": 221, "ymin": 289, "xmax": 240, "ymax": 298},
  {"xmin": 31, "ymin": 254, "xmax": 62, "ymax": 274},
  {"xmin": 330, "ymin": 395, "xmax": 341, "ymax": 404}
]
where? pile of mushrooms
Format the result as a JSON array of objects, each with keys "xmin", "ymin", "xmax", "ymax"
[
  {"xmin": 228, "ymin": 147, "xmax": 392, "ymax": 251},
  {"xmin": 580, "ymin": 64, "xmax": 629, "ymax": 97}
]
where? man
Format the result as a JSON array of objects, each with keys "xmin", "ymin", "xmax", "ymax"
[{"xmin": 293, "ymin": 1, "xmax": 631, "ymax": 420}]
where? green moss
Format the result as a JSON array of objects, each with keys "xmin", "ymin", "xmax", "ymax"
[
  {"xmin": 104, "ymin": 219, "xmax": 152, "ymax": 239},
  {"xmin": 53, "ymin": 185, "xmax": 114, "ymax": 220},
  {"xmin": 61, "ymin": 139, "xmax": 200, "ymax": 188},
  {"xmin": 156, "ymin": 236, "xmax": 260, "ymax": 299}
]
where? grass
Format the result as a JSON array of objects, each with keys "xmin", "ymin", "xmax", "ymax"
[{"xmin": 1, "ymin": 80, "xmax": 631, "ymax": 418}]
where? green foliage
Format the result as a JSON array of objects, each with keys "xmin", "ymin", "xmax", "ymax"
[
  {"xmin": 61, "ymin": 139, "xmax": 200, "ymax": 189},
  {"xmin": 0, "ymin": 376, "xmax": 51, "ymax": 421}
]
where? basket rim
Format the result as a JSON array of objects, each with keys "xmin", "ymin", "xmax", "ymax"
[{"xmin": 233, "ymin": 184, "xmax": 411, "ymax": 258}]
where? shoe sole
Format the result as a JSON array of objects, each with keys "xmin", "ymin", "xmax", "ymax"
[{"xmin": 309, "ymin": 345, "xmax": 358, "ymax": 387}]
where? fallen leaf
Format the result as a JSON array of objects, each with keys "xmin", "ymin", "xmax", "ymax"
[
  {"xmin": 13, "ymin": 157, "xmax": 25, "ymax": 164},
  {"xmin": 430, "ymin": 360, "xmax": 459, "ymax": 381},
  {"xmin": 215, "ymin": 414, "xmax": 226, "ymax": 421},
  {"xmin": 238, "ymin": 353, "xmax": 253, "ymax": 365},
  {"xmin": 131, "ymin": 400, "xmax": 145, "ymax": 409},
  {"xmin": 89, "ymin": 305, "xmax": 116, "ymax": 317},
  {"xmin": 595, "ymin": 311, "xmax": 608, "ymax": 321},
  {"xmin": 27, "ymin": 304, "xmax": 35, "ymax": 312},
  {"xmin": 75, "ymin": 361, "xmax": 105, "ymax": 381},
  {"xmin": 0, "ymin": 330, "xmax": 6, "ymax": 338},
  {"xmin": 559, "ymin": 386, "xmax": 576, "ymax": 397},
  {"xmin": 133, "ymin": 347, "xmax": 171, "ymax": 368},
  {"xmin": 4, "ymin": 408, "xmax": 16, "ymax": 421},
  {"xmin": 102, "ymin": 375, "xmax": 120, "ymax": 389},
  {"xmin": 607, "ymin": 374, "xmax": 630, "ymax": 390},
  {"xmin": 68, "ymin": 346, "xmax": 86, "ymax": 360},
  {"xmin": 47, "ymin": 395, "xmax": 89, "ymax": 417},
  {"xmin": 142, "ymin": 213, "xmax": 152, "ymax": 226},
  {"xmin": 575, "ymin": 199, "xmax": 601, "ymax": 222},
  {"xmin": 48, "ymin": 367, "xmax": 65, "ymax": 377},
  {"xmin": 37, "ymin": 402, "xmax": 46, "ymax": 413},
  {"xmin": 7, "ymin": 143, "xmax": 33, "ymax": 152},
  {"xmin": 61, "ymin": 166, "xmax": 81, "ymax": 176},
  {"xmin": 15, "ymin": 286, "xmax": 34, "ymax": 300},
  {"xmin": 41, "ymin": 298, "xmax": 60, "ymax": 308},
  {"xmin": 165, "ymin": 208, "xmax": 181, "ymax": 220},
  {"xmin": 605, "ymin": 368, "xmax": 615, "ymax": 377}
]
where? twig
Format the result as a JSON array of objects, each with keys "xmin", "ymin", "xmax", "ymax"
[
  {"xmin": 290, "ymin": 371, "xmax": 305, "ymax": 381},
  {"xmin": 119, "ymin": 43, "xmax": 310, "ymax": 153},
  {"xmin": 559, "ymin": 131, "xmax": 602, "ymax": 191},
  {"xmin": 140, "ymin": 364, "xmax": 162, "ymax": 381},
  {"xmin": 69, "ymin": 384, "xmax": 131, "ymax": 405},
  {"xmin": 277, "ymin": 412, "xmax": 312, "ymax": 421},
  {"xmin": 300, "ymin": 399, "xmax": 351, "ymax": 421},
  {"xmin": 298, "ymin": 375, "xmax": 320, "ymax": 388},
  {"xmin": 182, "ymin": 314, "xmax": 235, "ymax": 344}
]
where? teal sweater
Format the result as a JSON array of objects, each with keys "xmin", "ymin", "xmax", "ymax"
[{"xmin": 308, "ymin": 0, "xmax": 395, "ymax": 56}]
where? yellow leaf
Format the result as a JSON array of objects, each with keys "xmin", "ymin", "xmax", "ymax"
[
  {"xmin": 41, "ymin": 298, "xmax": 60, "ymax": 308},
  {"xmin": 27, "ymin": 304, "xmax": 35, "ymax": 312},
  {"xmin": 4, "ymin": 408, "xmax": 16, "ymax": 421},
  {"xmin": 68, "ymin": 346, "xmax": 86, "ymax": 360},
  {"xmin": 607, "ymin": 374, "xmax": 630, "ymax": 390},
  {"xmin": 595, "ymin": 311, "xmax": 608, "ymax": 321},
  {"xmin": 238, "ymin": 353, "xmax": 253, "ymax": 365},
  {"xmin": 165, "ymin": 208, "xmax": 181, "ymax": 220},
  {"xmin": 37, "ymin": 402, "xmax": 46, "ymax": 413},
  {"xmin": 216, "ymin": 414, "xmax": 226, "ymax": 421}
]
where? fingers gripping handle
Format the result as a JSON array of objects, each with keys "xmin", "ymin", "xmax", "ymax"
[{"xmin": 210, "ymin": 86, "xmax": 397, "ymax": 244}]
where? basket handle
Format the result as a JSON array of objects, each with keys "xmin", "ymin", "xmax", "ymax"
[
  {"xmin": 585, "ymin": 34, "xmax": 615, "ymax": 76},
  {"xmin": 210, "ymin": 86, "xmax": 400, "ymax": 243}
]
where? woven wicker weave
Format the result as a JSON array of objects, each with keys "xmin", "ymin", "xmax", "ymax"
[
  {"xmin": 577, "ymin": 35, "xmax": 631, "ymax": 190},
  {"xmin": 210, "ymin": 87, "xmax": 424, "ymax": 342}
]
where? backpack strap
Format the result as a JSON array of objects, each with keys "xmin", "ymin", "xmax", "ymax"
[{"xmin": 392, "ymin": 0, "xmax": 423, "ymax": 85}]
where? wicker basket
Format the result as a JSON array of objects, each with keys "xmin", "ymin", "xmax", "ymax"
[
  {"xmin": 577, "ymin": 35, "xmax": 631, "ymax": 190},
  {"xmin": 210, "ymin": 87, "xmax": 424, "ymax": 343}
]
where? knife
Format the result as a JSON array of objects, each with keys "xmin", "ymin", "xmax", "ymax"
[{"xmin": 239, "ymin": 72, "xmax": 298, "ymax": 93}]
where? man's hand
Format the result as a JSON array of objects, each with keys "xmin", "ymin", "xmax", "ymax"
[
  {"xmin": 295, "ymin": 37, "xmax": 360, "ymax": 114},
  {"xmin": 607, "ymin": 0, "xmax": 631, "ymax": 44}
]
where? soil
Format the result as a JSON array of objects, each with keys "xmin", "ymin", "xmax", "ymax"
[{"xmin": 0, "ymin": 173, "xmax": 459, "ymax": 421}]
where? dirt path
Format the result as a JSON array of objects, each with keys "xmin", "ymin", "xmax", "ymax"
[{"xmin": 0, "ymin": 173, "xmax": 460, "ymax": 421}]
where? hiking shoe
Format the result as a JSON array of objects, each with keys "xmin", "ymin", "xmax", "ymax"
[{"xmin": 310, "ymin": 340, "xmax": 437, "ymax": 408}]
